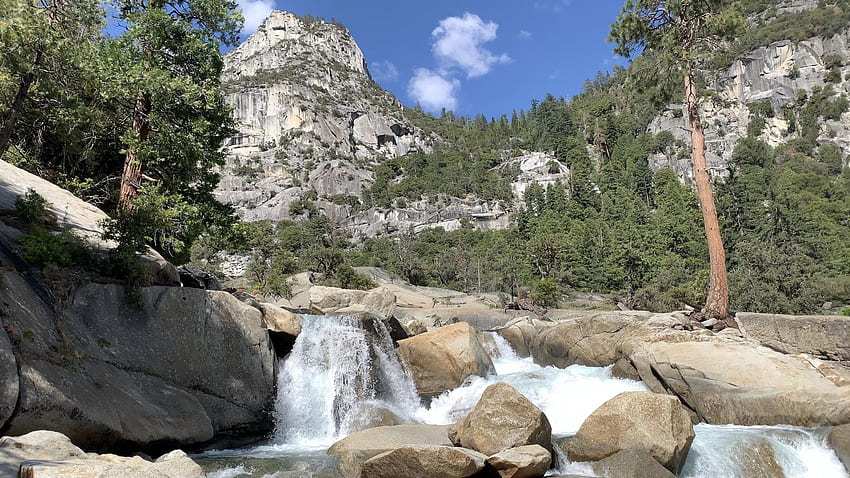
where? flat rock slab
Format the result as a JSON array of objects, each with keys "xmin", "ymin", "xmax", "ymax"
[
  {"xmin": 0, "ymin": 430, "xmax": 86, "ymax": 477},
  {"xmin": 0, "ymin": 323, "xmax": 18, "ymax": 431},
  {"xmin": 630, "ymin": 341, "xmax": 850, "ymax": 427},
  {"xmin": 20, "ymin": 450, "xmax": 204, "ymax": 478},
  {"xmin": 736, "ymin": 312, "xmax": 850, "ymax": 362}
]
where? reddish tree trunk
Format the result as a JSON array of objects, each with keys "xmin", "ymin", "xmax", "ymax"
[
  {"xmin": 684, "ymin": 71, "xmax": 730, "ymax": 319},
  {"xmin": 119, "ymin": 91, "xmax": 151, "ymax": 209}
]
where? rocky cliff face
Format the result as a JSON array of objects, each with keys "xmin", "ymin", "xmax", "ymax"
[
  {"xmin": 648, "ymin": 1, "xmax": 850, "ymax": 178},
  {"xmin": 216, "ymin": 11, "xmax": 433, "ymax": 224}
]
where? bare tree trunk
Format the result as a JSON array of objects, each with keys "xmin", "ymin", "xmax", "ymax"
[
  {"xmin": 119, "ymin": 91, "xmax": 151, "ymax": 209},
  {"xmin": 0, "ymin": 50, "xmax": 43, "ymax": 160},
  {"xmin": 684, "ymin": 71, "xmax": 729, "ymax": 319}
]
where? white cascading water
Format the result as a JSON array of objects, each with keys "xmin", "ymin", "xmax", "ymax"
[
  {"xmin": 273, "ymin": 315, "xmax": 419, "ymax": 446},
  {"xmin": 203, "ymin": 323, "xmax": 849, "ymax": 478}
]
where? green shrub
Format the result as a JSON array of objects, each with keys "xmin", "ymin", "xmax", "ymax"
[
  {"xmin": 14, "ymin": 189, "xmax": 50, "ymax": 225},
  {"xmin": 19, "ymin": 228, "xmax": 89, "ymax": 267},
  {"xmin": 840, "ymin": 306, "xmax": 850, "ymax": 317}
]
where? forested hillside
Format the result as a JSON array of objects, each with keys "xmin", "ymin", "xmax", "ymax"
[{"xmin": 1, "ymin": 0, "xmax": 848, "ymax": 315}]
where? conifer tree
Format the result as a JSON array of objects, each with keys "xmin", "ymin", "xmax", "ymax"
[{"xmin": 609, "ymin": 0, "xmax": 743, "ymax": 320}]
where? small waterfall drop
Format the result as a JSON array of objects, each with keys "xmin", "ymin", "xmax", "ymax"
[{"xmin": 273, "ymin": 315, "xmax": 419, "ymax": 445}]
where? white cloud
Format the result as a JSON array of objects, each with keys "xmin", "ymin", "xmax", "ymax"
[
  {"xmin": 517, "ymin": 30, "xmax": 532, "ymax": 40},
  {"xmin": 237, "ymin": 0, "xmax": 274, "ymax": 34},
  {"xmin": 408, "ymin": 68, "xmax": 460, "ymax": 112},
  {"xmin": 534, "ymin": 0, "xmax": 572, "ymax": 13},
  {"xmin": 431, "ymin": 12, "xmax": 510, "ymax": 78},
  {"xmin": 370, "ymin": 60, "xmax": 400, "ymax": 83}
]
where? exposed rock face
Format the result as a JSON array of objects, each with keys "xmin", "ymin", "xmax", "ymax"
[
  {"xmin": 260, "ymin": 302, "xmax": 302, "ymax": 336},
  {"xmin": 20, "ymin": 449, "xmax": 205, "ymax": 478},
  {"xmin": 327, "ymin": 424, "xmax": 452, "ymax": 478},
  {"xmin": 0, "ymin": 322, "xmax": 17, "ymax": 431},
  {"xmin": 217, "ymin": 11, "xmax": 430, "ymax": 222},
  {"xmin": 0, "ymin": 270, "xmax": 276, "ymax": 450},
  {"xmin": 486, "ymin": 444, "xmax": 552, "ymax": 478},
  {"xmin": 736, "ymin": 312, "xmax": 850, "ymax": 363},
  {"xmin": 449, "ymin": 383, "xmax": 552, "ymax": 456},
  {"xmin": 828, "ymin": 424, "xmax": 850, "ymax": 471},
  {"xmin": 648, "ymin": 20, "xmax": 850, "ymax": 179},
  {"xmin": 360, "ymin": 445, "xmax": 487, "ymax": 478},
  {"xmin": 591, "ymin": 449, "xmax": 676, "ymax": 478},
  {"xmin": 397, "ymin": 322, "xmax": 495, "ymax": 397},
  {"xmin": 565, "ymin": 392, "xmax": 694, "ymax": 474}
]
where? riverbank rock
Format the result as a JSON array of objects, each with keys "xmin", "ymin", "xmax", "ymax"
[
  {"xmin": 398, "ymin": 322, "xmax": 495, "ymax": 397},
  {"xmin": 591, "ymin": 449, "xmax": 675, "ymax": 478},
  {"xmin": 0, "ymin": 278, "xmax": 277, "ymax": 450},
  {"xmin": 449, "ymin": 383, "xmax": 552, "ymax": 456},
  {"xmin": 260, "ymin": 302, "xmax": 302, "ymax": 336},
  {"xmin": 736, "ymin": 312, "xmax": 850, "ymax": 363},
  {"xmin": 309, "ymin": 286, "xmax": 397, "ymax": 318},
  {"xmin": 328, "ymin": 424, "xmax": 452, "ymax": 478},
  {"xmin": 530, "ymin": 311, "xmax": 699, "ymax": 368},
  {"xmin": 20, "ymin": 449, "xmax": 204, "ymax": 478},
  {"xmin": 0, "ymin": 430, "xmax": 86, "ymax": 477},
  {"xmin": 828, "ymin": 424, "xmax": 850, "ymax": 470},
  {"xmin": 486, "ymin": 444, "xmax": 551, "ymax": 478},
  {"xmin": 628, "ymin": 341, "xmax": 850, "ymax": 426},
  {"xmin": 360, "ymin": 445, "xmax": 487, "ymax": 478},
  {"xmin": 566, "ymin": 391, "xmax": 694, "ymax": 473}
]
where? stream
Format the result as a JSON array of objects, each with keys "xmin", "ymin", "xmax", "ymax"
[{"xmin": 197, "ymin": 315, "xmax": 847, "ymax": 478}]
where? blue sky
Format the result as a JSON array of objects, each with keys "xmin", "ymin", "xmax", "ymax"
[{"xmin": 235, "ymin": 1, "xmax": 627, "ymax": 119}]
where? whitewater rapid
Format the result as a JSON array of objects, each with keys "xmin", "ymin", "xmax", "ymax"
[{"xmin": 200, "ymin": 315, "xmax": 848, "ymax": 478}]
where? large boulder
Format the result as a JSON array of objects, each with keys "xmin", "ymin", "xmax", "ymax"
[
  {"xmin": 309, "ymin": 286, "xmax": 397, "ymax": 318},
  {"xmin": 628, "ymin": 341, "xmax": 850, "ymax": 426},
  {"xmin": 449, "ymin": 383, "xmax": 552, "ymax": 456},
  {"xmin": 0, "ymin": 324, "xmax": 18, "ymax": 430},
  {"xmin": 360, "ymin": 445, "xmax": 487, "ymax": 478},
  {"xmin": 486, "ymin": 444, "xmax": 552, "ymax": 478},
  {"xmin": 829, "ymin": 424, "xmax": 850, "ymax": 471},
  {"xmin": 260, "ymin": 302, "xmax": 302, "ymax": 336},
  {"xmin": 736, "ymin": 312, "xmax": 850, "ymax": 363},
  {"xmin": 328, "ymin": 424, "xmax": 452, "ymax": 478},
  {"xmin": 566, "ymin": 391, "xmax": 694, "ymax": 474},
  {"xmin": 397, "ymin": 322, "xmax": 495, "ymax": 397},
  {"xmin": 20, "ymin": 449, "xmax": 204, "ymax": 478},
  {"xmin": 530, "ymin": 312, "xmax": 700, "ymax": 368},
  {"xmin": 591, "ymin": 449, "xmax": 675, "ymax": 478},
  {"xmin": 0, "ymin": 430, "xmax": 86, "ymax": 477},
  {"xmin": 0, "ymin": 279, "xmax": 276, "ymax": 450}
]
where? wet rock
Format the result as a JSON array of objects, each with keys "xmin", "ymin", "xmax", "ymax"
[
  {"xmin": 828, "ymin": 423, "xmax": 850, "ymax": 471},
  {"xmin": 449, "ymin": 383, "xmax": 552, "ymax": 456},
  {"xmin": 398, "ymin": 322, "xmax": 494, "ymax": 396},
  {"xmin": 360, "ymin": 445, "xmax": 487, "ymax": 478},
  {"xmin": 591, "ymin": 449, "xmax": 675, "ymax": 478},
  {"xmin": 486, "ymin": 444, "xmax": 551, "ymax": 478},
  {"xmin": 566, "ymin": 391, "xmax": 694, "ymax": 473},
  {"xmin": 738, "ymin": 439, "xmax": 786, "ymax": 478}
]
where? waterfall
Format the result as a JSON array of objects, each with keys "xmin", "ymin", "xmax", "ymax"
[{"xmin": 273, "ymin": 315, "xmax": 419, "ymax": 445}]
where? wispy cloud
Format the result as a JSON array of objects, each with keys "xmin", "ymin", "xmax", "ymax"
[
  {"xmin": 237, "ymin": 0, "xmax": 274, "ymax": 34},
  {"xmin": 534, "ymin": 0, "xmax": 572, "ymax": 13},
  {"xmin": 517, "ymin": 29, "xmax": 532, "ymax": 40},
  {"xmin": 431, "ymin": 12, "xmax": 510, "ymax": 79},
  {"xmin": 371, "ymin": 60, "xmax": 400, "ymax": 82},
  {"xmin": 408, "ymin": 68, "xmax": 461, "ymax": 112},
  {"xmin": 548, "ymin": 70, "xmax": 560, "ymax": 80}
]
